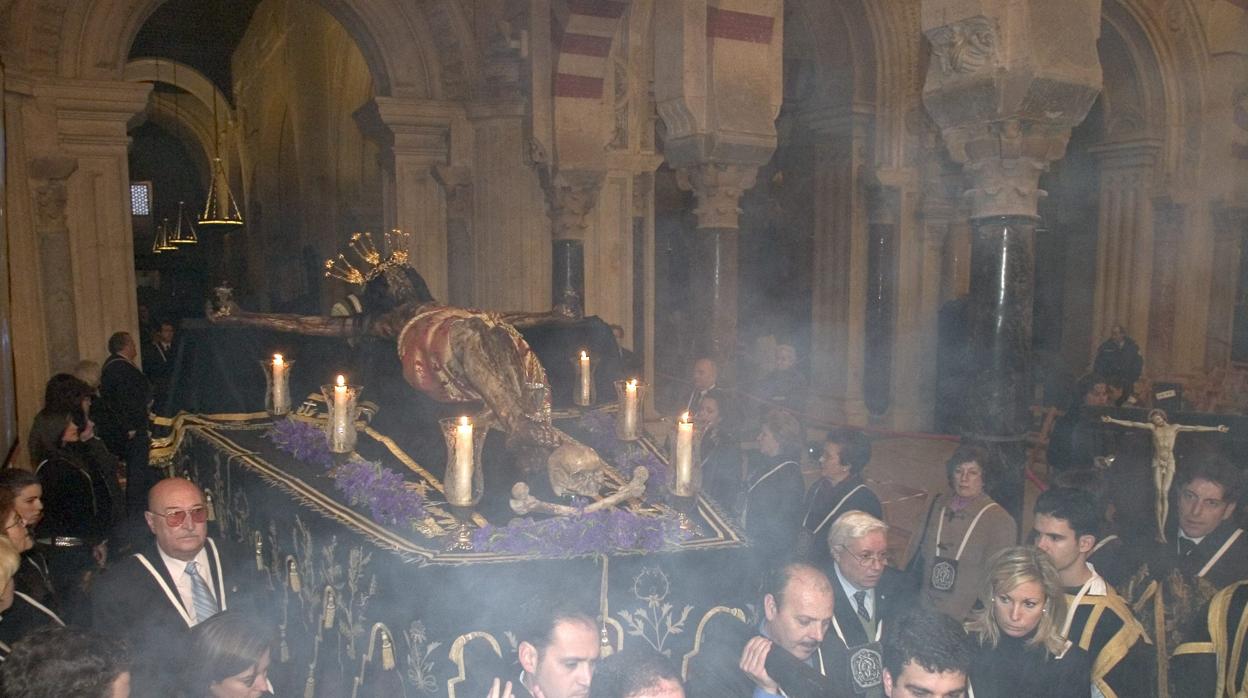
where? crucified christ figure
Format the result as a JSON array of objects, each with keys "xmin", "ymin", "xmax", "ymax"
[
  {"xmin": 1102, "ymin": 409, "xmax": 1228, "ymax": 543},
  {"xmin": 207, "ymin": 233, "xmax": 582, "ymax": 474}
]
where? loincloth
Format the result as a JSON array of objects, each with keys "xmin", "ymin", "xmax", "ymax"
[{"xmin": 396, "ymin": 306, "xmax": 542, "ymax": 403}]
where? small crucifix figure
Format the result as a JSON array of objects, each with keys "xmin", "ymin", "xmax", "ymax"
[{"xmin": 1102, "ymin": 409, "xmax": 1228, "ymax": 543}]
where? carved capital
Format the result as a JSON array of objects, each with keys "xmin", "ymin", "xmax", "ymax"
[
  {"xmin": 28, "ymin": 155, "xmax": 77, "ymax": 231},
  {"xmin": 676, "ymin": 163, "xmax": 759, "ymax": 230},
  {"xmin": 941, "ymin": 119, "xmax": 1075, "ymax": 218},
  {"xmin": 921, "ymin": 0, "xmax": 1102, "ymax": 218},
  {"xmin": 546, "ymin": 170, "xmax": 605, "ymax": 240}
]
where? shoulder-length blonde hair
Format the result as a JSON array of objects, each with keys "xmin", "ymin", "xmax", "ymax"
[{"xmin": 965, "ymin": 546, "xmax": 1068, "ymax": 656}]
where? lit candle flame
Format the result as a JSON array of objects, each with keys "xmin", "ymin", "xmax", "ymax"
[
  {"xmin": 627, "ymin": 378, "xmax": 638, "ymax": 390},
  {"xmin": 459, "ymin": 415, "xmax": 470, "ymax": 428},
  {"xmin": 273, "ymin": 353, "xmax": 284, "ymax": 366},
  {"xmin": 580, "ymin": 350, "xmax": 589, "ymax": 361},
  {"xmin": 679, "ymin": 411, "xmax": 691, "ymax": 424},
  {"xmin": 336, "ymin": 374, "xmax": 346, "ymax": 387}
]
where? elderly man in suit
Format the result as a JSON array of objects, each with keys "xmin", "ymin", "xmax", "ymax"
[
  {"xmin": 90, "ymin": 478, "xmax": 241, "ymax": 697},
  {"xmin": 822, "ymin": 511, "xmax": 916, "ymax": 698}
]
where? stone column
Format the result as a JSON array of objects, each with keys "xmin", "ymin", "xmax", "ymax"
[
  {"xmin": 432, "ymin": 164, "xmax": 474, "ymax": 307},
  {"xmin": 805, "ymin": 108, "xmax": 871, "ymax": 425},
  {"xmin": 655, "ymin": 0, "xmax": 783, "ymax": 381},
  {"xmin": 545, "ymin": 169, "xmax": 606, "ymax": 317},
  {"xmin": 921, "ymin": 1, "xmax": 1102, "ymax": 518},
  {"xmin": 3, "ymin": 76, "xmax": 150, "ymax": 463},
  {"xmin": 1089, "ymin": 139, "xmax": 1161, "ymax": 353},
  {"xmin": 355, "ymin": 98, "xmax": 467, "ymax": 303},
  {"xmin": 674, "ymin": 162, "xmax": 758, "ymax": 368}
]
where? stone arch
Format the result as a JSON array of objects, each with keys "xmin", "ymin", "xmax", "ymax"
[
  {"xmin": 123, "ymin": 59, "xmax": 235, "ymax": 191},
  {"xmin": 48, "ymin": 0, "xmax": 477, "ymax": 100},
  {"xmin": 1099, "ymin": 0, "xmax": 1198, "ymax": 171}
]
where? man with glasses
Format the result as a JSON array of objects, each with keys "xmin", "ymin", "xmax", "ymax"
[
  {"xmin": 822, "ymin": 511, "xmax": 914, "ymax": 698},
  {"xmin": 90, "ymin": 477, "xmax": 241, "ymax": 697}
]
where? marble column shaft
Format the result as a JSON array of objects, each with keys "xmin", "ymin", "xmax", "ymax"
[{"xmin": 965, "ymin": 215, "xmax": 1036, "ymax": 517}]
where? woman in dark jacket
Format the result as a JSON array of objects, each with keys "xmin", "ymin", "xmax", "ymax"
[
  {"xmin": 742, "ymin": 409, "xmax": 806, "ymax": 578},
  {"xmin": 966, "ymin": 546, "xmax": 1091, "ymax": 697},
  {"xmin": 0, "ymin": 488, "xmax": 63, "ymax": 657},
  {"xmin": 31, "ymin": 412, "xmax": 115, "ymax": 616},
  {"xmin": 801, "ymin": 428, "xmax": 882, "ymax": 565},
  {"xmin": 696, "ymin": 390, "xmax": 744, "ymax": 510},
  {"xmin": 0, "ymin": 469, "xmax": 56, "ymax": 614}
]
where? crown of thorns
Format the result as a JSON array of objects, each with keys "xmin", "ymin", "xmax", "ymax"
[{"xmin": 323, "ymin": 230, "xmax": 411, "ymax": 285}]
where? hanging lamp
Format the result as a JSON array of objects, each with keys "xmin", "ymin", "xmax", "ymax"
[
  {"xmin": 198, "ymin": 82, "xmax": 244, "ymax": 233},
  {"xmin": 153, "ymin": 218, "xmax": 177, "ymax": 253},
  {"xmin": 171, "ymin": 200, "xmax": 198, "ymax": 245}
]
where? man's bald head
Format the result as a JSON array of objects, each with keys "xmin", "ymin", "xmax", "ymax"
[
  {"xmin": 145, "ymin": 478, "xmax": 208, "ymax": 561},
  {"xmin": 147, "ymin": 477, "xmax": 202, "ymax": 512}
]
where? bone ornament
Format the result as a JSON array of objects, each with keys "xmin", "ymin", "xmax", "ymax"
[
  {"xmin": 510, "ymin": 466, "xmax": 649, "ymax": 517},
  {"xmin": 547, "ymin": 441, "xmax": 610, "ymax": 497}
]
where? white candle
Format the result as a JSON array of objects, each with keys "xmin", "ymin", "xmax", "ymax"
[
  {"xmin": 578, "ymin": 350, "xmax": 592, "ymax": 405},
  {"xmin": 675, "ymin": 411, "xmax": 694, "ymax": 496},
  {"xmin": 451, "ymin": 415, "xmax": 474, "ymax": 506},
  {"xmin": 271, "ymin": 354, "xmax": 290, "ymax": 414},
  {"xmin": 332, "ymin": 374, "xmax": 350, "ymax": 446},
  {"xmin": 621, "ymin": 379, "xmax": 639, "ymax": 438}
]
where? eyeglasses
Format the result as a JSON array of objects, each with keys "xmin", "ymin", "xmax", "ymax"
[
  {"xmin": 837, "ymin": 546, "xmax": 891, "ymax": 568},
  {"xmin": 149, "ymin": 507, "xmax": 208, "ymax": 527}
]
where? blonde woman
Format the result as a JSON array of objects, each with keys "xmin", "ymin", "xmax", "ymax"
[{"xmin": 966, "ymin": 546, "xmax": 1091, "ymax": 698}]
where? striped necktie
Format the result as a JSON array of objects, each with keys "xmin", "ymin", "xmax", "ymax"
[
  {"xmin": 185, "ymin": 560, "xmax": 218, "ymax": 624},
  {"xmin": 854, "ymin": 590, "xmax": 872, "ymax": 624}
]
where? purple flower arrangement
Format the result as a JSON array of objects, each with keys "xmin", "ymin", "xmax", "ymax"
[
  {"xmin": 575, "ymin": 411, "xmax": 670, "ymax": 496},
  {"xmin": 470, "ymin": 507, "xmax": 688, "ymax": 558},
  {"xmin": 267, "ymin": 419, "xmax": 426, "ymax": 527}
]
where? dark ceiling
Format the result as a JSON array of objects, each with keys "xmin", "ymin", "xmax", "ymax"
[{"xmin": 128, "ymin": 0, "xmax": 263, "ymax": 103}]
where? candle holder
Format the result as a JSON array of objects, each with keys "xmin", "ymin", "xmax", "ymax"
[
  {"xmin": 667, "ymin": 414, "xmax": 703, "ymax": 498},
  {"xmin": 262, "ymin": 357, "xmax": 294, "ymax": 417},
  {"xmin": 320, "ymin": 379, "xmax": 363, "ymax": 453},
  {"xmin": 440, "ymin": 415, "xmax": 486, "ymax": 551},
  {"xmin": 524, "ymin": 382, "xmax": 552, "ymax": 426},
  {"xmin": 613, "ymin": 379, "xmax": 647, "ymax": 441},
  {"xmin": 670, "ymin": 494, "xmax": 703, "ymax": 536},
  {"xmin": 573, "ymin": 351, "xmax": 595, "ymax": 407}
]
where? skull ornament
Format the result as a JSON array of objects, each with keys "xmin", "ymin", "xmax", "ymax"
[{"xmin": 547, "ymin": 442, "xmax": 607, "ymax": 497}]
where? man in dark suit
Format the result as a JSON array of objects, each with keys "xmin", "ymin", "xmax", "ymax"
[
  {"xmin": 1164, "ymin": 456, "xmax": 1247, "ymax": 590},
  {"xmin": 90, "ymin": 478, "xmax": 240, "ymax": 698},
  {"xmin": 683, "ymin": 357, "xmax": 718, "ymax": 416},
  {"xmin": 686, "ymin": 561, "xmax": 856, "ymax": 697},
  {"xmin": 142, "ymin": 321, "xmax": 175, "ymax": 409},
  {"xmin": 96, "ymin": 331, "xmax": 155, "ymax": 514},
  {"xmin": 823, "ymin": 512, "xmax": 915, "ymax": 698}
]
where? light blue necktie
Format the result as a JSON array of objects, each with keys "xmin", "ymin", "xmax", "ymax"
[{"xmin": 185, "ymin": 560, "xmax": 218, "ymax": 624}]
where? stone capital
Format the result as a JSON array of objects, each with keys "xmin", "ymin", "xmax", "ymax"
[
  {"xmin": 921, "ymin": 0, "xmax": 1102, "ymax": 218},
  {"xmin": 32, "ymin": 78, "xmax": 152, "ymax": 149},
  {"xmin": 676, "ymin": 162, "xmax": 759, "ymax": 230},
  {"xmin": 354, "ymin": 98, "xmax": 467, "ymax": 163},
  {"xmin": 546, "ymin": 169, "xmax": 605, "ymax": 240}
]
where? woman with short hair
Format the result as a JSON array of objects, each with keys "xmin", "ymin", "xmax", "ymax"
[
  {"xmin": 966, "ymin": 546, "xmax": 1091, "ymax": 697},
  {"xmin": 801, "ymin": 428, "xmax": 882, "ymax": 564},
  {"xmin": 742, "ymin": 409, "xmax": 806, "ymax": 575},
  {"xmin": 182, "ymin": 611, "xmax": 274, "ymax": 697},
  {"xmin": 913, "ymin": 445, "xmax": 1017, "ymax": 620}
]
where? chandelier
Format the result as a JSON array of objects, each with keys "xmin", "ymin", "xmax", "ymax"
[
  {"xmin": 198, "ymin": 78, "xmax": 244, "ymax": 233},
  {"xmin": 170, "ymin": 200, "xmax": 198, "ymax": 245},
  {"xmin": 152, "ymin": 218, "xmax": 177, "ymax": 253}
]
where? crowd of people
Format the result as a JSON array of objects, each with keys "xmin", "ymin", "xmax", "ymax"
[{"xmin": 0, "ymin": 329, "xmax": 1242, "ymax": 697}]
